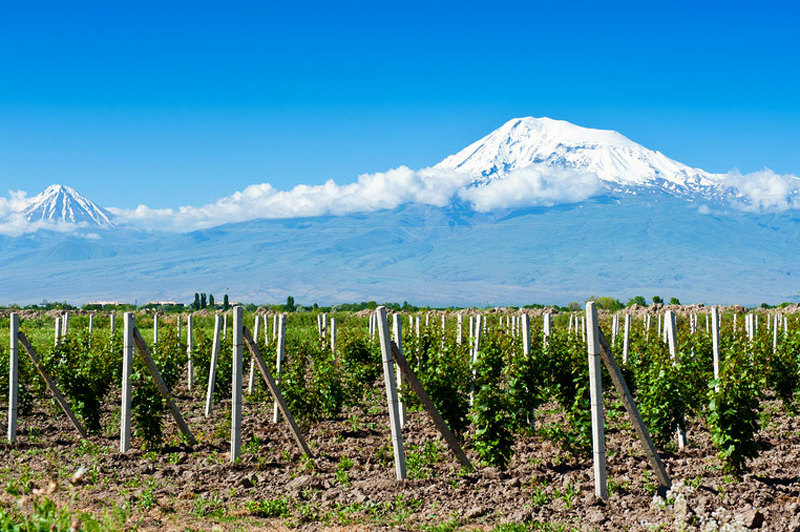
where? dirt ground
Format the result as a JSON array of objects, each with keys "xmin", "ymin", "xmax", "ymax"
[{"xmin": 2, "ymin": 384, "xmax": 800, "ymax": 531}]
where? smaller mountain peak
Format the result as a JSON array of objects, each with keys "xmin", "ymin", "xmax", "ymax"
[{"xmin": 23, "ymin": 184, "xmax": 115, "ymax": 228}]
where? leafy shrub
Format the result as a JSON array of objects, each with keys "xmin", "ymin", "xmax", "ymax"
[{"xmin": 707, "ymin": 339, "xmax": 763, "ymax": 476}]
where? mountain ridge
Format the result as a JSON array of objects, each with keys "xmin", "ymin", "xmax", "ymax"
[{"xmin": 435, "ymin": 117, "xmax": 726, "ymax": 200}]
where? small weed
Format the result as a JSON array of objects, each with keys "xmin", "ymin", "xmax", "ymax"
[
  {"xmin": 246, "ymin": 496, "xmax": 291, "ymax": 518},
  {"xmin": 335, "ymin": 456, "xmax": 354, "ymax": 486},
  {"xmin": 608, "ymin": 477, "xmax": 631, "ymax": 496},
  {"xmin": 192, "ymin": 493, "xmax": 226, "ymax": 518},
  {"xmin": 531, "ymin": 484, "xmax": 550, "ymax": 506}
]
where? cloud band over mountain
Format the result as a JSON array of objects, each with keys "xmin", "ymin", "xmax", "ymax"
[
  {"xmin": 107, "ymin": 164, "xmax": 601, "ymax": 232},
  {"xmin": 2, "ymin": 117, "xmax": 799, "ymax": 235}
]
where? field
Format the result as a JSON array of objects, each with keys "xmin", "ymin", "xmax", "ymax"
[{"xmin": 0, "ymin": 304, "xmax": 799, "ymax": 531}]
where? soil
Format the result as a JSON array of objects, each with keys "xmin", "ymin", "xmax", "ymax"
[{"xmin": 2, "ymin": 383, "xmax": 800, "ymax": 531}]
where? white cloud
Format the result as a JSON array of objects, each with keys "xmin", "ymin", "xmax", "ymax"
[
  {"xmin": 724, "ymin": 168, "xmax": 800, "ymax": 212},
  {"xmin": 7, "ymin": 164, "xmax": 797, "ymax": 235},
  {"xmin": 109, "ymin": 166, "xmax": 475, "ymax": 231},
  {"xmin": 458, "ymin": 166, "xmax": 600, "ymax": 212},
  {"xmin": 108, "ymin": 164, "xmax": 601, "ymax": 231}
]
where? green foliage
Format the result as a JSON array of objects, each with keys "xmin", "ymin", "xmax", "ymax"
[
  {"xmin": 652, "ymin": 296, "xmax": 663, "ymax": 305},
  {"xmin": 470, "ymin": 334, "xmax": 518, "ymax": 469},
  {"xmin": 540, "ymin": 331, "xmax": 592, "ymax": 459},
  {"xmin": 404, "ymin": 331, "xmax": 471, "ymax": 436},
  {"xmin": 42, "ymin": 331, "xmax": 118, "ymax": 433},
  {"xmin": 592, "ymin": 297, "xmax": 624, "ymax": 312},
  {"xmin": 669, "ymin": 297, "xmax": 681, "ymax": 305},
  {"xmin": 766, "ymin": 330, "xmax": 800, "ymax": 411},
  {"xmin": 627, "ymin": 333, "xmax": 692, "ymax": 449},
  {"xmin": 131, "ymin": 328, "xmax": 186, "ymax": 448},
  {"xmin": 707, "ymin": 339, "xmax": 763, "ymax": 476},
  {"xmin": 627, "ymin": 295, "xmax": 647, "ymax": 307},
  {"xmin": 246, "ymin": 496, "xmax": 291, "ymax": 518}
]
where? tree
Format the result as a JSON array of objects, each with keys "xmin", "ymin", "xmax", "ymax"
[
  {"xmin": 209, "ymin": 294, "xmax": 215, "ymax": 307},
  {"xmin": 652, "ymin": 295, "xmax": 664, "ymax": 305},
  {"xmin": 284, "ymin": 296, "xmax": 296, "ymax": 312},
  {"xmin": 200, "ymin": 293, "xmax": 207, "ymax": 309},
  {"xmin": 223, "ymin": 294, "xmax": 230, "ymax": 310},
  {"xmin": 669, "ymin": 297, "xmax": 681, "ymax": 305},
  {"xmin": 593, "ymin": 296, "xmax": 623, "ymax": 312},
  {"xmin": 627, "ymin": 296, "xmax": 647, "ymax": 307},
  {"xmin": 567, "ymin": 301, "xmax": 581, "ymax": 312},
  {"xmin": 193, "ymin": 293, "xmax": 200, "ymax": 310}
]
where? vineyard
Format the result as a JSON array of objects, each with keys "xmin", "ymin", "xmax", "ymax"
[{"xmin": 0, "ymin": 304, "xmax": 799, "ymax": 531}]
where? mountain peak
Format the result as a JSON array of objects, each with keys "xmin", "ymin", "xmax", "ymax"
[
  {"xmin": 23, "ymin": 184, "xmax": 115, "ymax": 228},
  {"xmin": 436, "ymin": 116, "xmax": 723, "ymax": 198}
]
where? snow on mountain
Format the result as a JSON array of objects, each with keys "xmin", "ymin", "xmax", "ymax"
[
  {"xmin": 22, "ymin": 184, "xmax": 115, "ymax": 228},
  {"xmin": 436, "ymin": 117, "xmax": 725, "ymax": 199}
]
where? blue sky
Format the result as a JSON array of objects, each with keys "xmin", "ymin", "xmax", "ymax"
[{"xmin": 1, "ymin": 1, "xmax": 798, "ymax": 208}]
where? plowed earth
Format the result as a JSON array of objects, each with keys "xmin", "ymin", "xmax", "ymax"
[{"xmin": 2, "ymin": 385, "xmax": 800, "ymax": 531}]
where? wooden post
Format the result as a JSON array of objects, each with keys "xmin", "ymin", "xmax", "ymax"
[
  {"xmin": 8, "ymin": 313, "xmax": 18, "ymax": 444},
  {"xmin": 89, "ymin": 313, "xmax": 94, "ymax": 333},
  {"xmin": 272, "ymin": 314, "xmax": 286, "ymax": 423},
  {"xmin": 612, "ymin": 314, "xmax": 618, "ymax": 346},
  {"xmin": 186, "ymin": 314, "xmax": 194, "ymax": 389},
  {"xmin": 375, "ymin": 307, "xmax": 407, "ymax": 480},
  {"xmin": 330, "ymin": 317, "xmax": 337, "ymax": 354},
  {"xmin": 231, "ymin": 306, "xmax": 243, "ymax": 461},
  {"xmin": 711, "ymin": 307, "xmax": 720, "ymax": 381},
  {"xmin": 263, "ymin": 314, "xmax": 270, "ymax": 344},
  {"xmin": 54, "ymin": 317, "xmax": 61, "ymax": 346},
  {"xmin": 470, "ymin": 315, "xmax": 482, "ymax": 406},
  {"xmin": 120, "ymin": 312, "xmax": 134, "ymax": 452},
  {"xmin": 773, "ymin": 313, "xmax": 779, "ymax": 353},
  {"xmin": 223, "ymin": 312, "xmax": 228, "ymax": 339},
  {"xmin": 622, "ymin": 314, "xmax": 631, "ymax": 364},
  {"xmin": 322, "ymin": 313, "xmax": 328, "ymax": 339},
  {"xmin": 596, "ymin": 329, "xmax": 671, "ymax": 489},
  {"xmin": 248, "ymin": 315, "xmax": 260, "ymax": 394},
  {"xmin": 390, "ymin": 342, "xmax": 473, "ymax": 471},
  {"xmin": 581, "ymin": 316, "xmax": 586, "ymax": 342},
  {"xmin": 392, "ymin": 314, "xmax": 406, "ymax": 427},
  {"xmin": 153, "ymin": 313, "xmax": 159, "ymax": 350},
  {"xmin": 61, "ymin": 312, "xmax": 69, "ymax": 337},
  {"xmin": 457, "ymin": 314, "xmax": 463, "ymax": 345},
  {"xmin": 242, "ymin": 327, "xmax": 312, "ymax": 456},
  {"xmin": 543, "ymin": 313, "xmax": 551, "ymax": 344},
  {"xmin": 177, "ymin": 313, "xmax": 182, "ymax": 338},
  {"xmin": 586, "ymin": 302, "xmax": 607, "ymax": 499},
  {"xmin": 521, "ymin": 313, "xmax": 531, "ymax": 356},
  {"xmin": 415, "ymin": 316, "xmax": 420, "ymax": 338},
  {"xmin": 205, "ymin": 314, "xmax": 222, "ymax": 417},
  {"xmin": 17, "ymin": 332, "xmax": 87, "ymax": 439},
  {"xmin": 110, "ymin": 312, "xmax": 115, "ymax": 335}
]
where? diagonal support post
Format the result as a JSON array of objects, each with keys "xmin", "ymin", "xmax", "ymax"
[
  {"xmin": 132, "ymin": 328, "xmax": 196, "ymax": 445},
  {"xmin": 596, "ymin": 329, "xmax": 671, "ymax": 489},
  {"xmin": 242, "ymin": 327, "xmax": 312, "ymax": 456},
  {"xmin": 390, "ymin": 342, "xmax": 474, "ymax": 471},
  {"xmin": 17, "ymin": 332, "xmax": 88, "ymax": 439}
]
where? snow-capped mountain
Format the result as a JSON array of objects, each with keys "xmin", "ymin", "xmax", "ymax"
[
  {"xmin": 22, "ymin": 184, "xmax": 115, "ymax": 228},
  {"xmin": 436, "ymin": 117, "xmax": 725, "ymax": 199}
]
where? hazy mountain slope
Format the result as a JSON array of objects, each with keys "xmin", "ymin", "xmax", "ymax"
[{"xmin": 0, "ymin": 197, "xmax": 797, "ymax": 306}]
